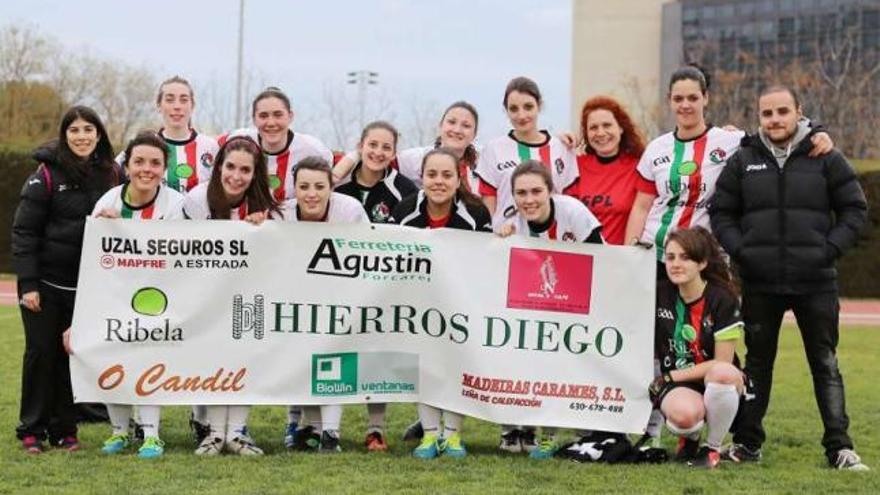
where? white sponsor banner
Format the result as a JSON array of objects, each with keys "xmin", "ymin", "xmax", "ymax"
[{"xmin": 71, "ymin": 218, "xmax": 656, "ymax": 432}]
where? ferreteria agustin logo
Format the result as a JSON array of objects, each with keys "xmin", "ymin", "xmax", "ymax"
[
  {"xmin": 105, "ymin": 287, "xmax": 183, "ymax": 343},
  {"xmin": 232, "ymin": 294, "xmax": 265, "ymax": 340},
  {"xmin": 307, "ymin": 237, "xmax": 433, "ymax": 282},
  {"xmin": 312, "ymin": 353, "xmax": 358, "ymax": 395},
  {"xmin": 507, "ymin": 248, "xmax": 594, "ymax": 315}
]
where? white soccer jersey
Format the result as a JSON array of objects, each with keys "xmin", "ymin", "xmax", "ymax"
[
  {"xmin": 507, "ymin": 194, "xmax": 603, "ymax": 242},
  {"xmin": 220, "ymin": 128, "xmax": 333, "ymax": 202},
  {"xmin": 281, "ymin": 192, "xmax": 368, "ymax": 223},
  {"xmin": 92, "ymin": 184, "xmax": 185, "ymax": 220},
  {"xmin": 475, "ymin": 131, "xmax": 578, "ymax": 228},
  {"xmin": 396, "ymin": 145, "xmax": 481, "ymax": 194},
  {"xmin": 183, "ymin": 182, "xmax": 254, "ymax": 220},
  {"xmin": 635, "ymin": 126, "xmax": 743, "ymax": 259},
  {"xmin": 115, "ymin": 130, "xmax": 219, "ymax": 193}
]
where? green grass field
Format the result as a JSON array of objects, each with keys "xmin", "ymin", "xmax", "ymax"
[{"xmin": 0, "ymin": 306, "xmax": 877, "ymax": 494}]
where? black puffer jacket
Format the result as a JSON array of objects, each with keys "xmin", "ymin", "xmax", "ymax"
[
  {"xmin": 11, "ymin": 143, "xmax": 120, "ymax": 293},
  {"xmin": 710, "ymin": 134, "xmax": 867, "ymax": 294}
]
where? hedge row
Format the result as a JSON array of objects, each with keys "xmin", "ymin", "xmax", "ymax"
[{"xmin": 1, "ymin": 148, "xmax": 877, "ymax": 297}]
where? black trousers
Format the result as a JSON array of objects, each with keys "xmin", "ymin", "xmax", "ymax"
[
  {"xmin": 16, "ymin": 282, "xmax": 77, "ymax": 441},
  {"xmin": 732, "ymin": 289, "xmax": 853, "ymax": 458}
]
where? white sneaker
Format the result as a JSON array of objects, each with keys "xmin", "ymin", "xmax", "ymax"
[
  {"xmin": 195, "ymin": 436, "xmax": 224, "ymax": 456},
  {"xmin": 833, "ymin": 449, "xmax": 870, "ymax": 471},
  {"xmin": 227, "ymin": 435, "xmax": 264, "ymax": 456}
]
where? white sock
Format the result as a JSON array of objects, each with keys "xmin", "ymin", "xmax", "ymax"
[
  {"xmin": 703, "ymin": 383, "xmax": 739, "ymax": 450},
  {"xmin": 226, "ymin": 405, "xmax": 251, "ymax": 441},
  {"xmin": 366, "ymin": 403, "xmax": 386, "ymax": 433},
  {"xmin": 646, "ymin": 408, "xmax": 665, "ymax": 446},
  {"xmin": 192, "ymin": 405, "xmax": 208, "ymax": 424},
  {"xmin": 139, "ymin": 405, "xmax": 161, "ymax": 438},
  {"xmin": 304, "ymin": 405, "xmax": 321, "ymax": 430},
  {"xmin": 666, "ymin": 418, "xmax": 704, "ymax": 441},
  {"xmin": 205, "ymin": 406, "xmax": 227, "ymax": 439},
  {"xmin": 106, "ymin": 403, "xmax": 132, "ymax": 436},
  {"xmin": 287, "ymin": 406, "xmax": 302, "ymax": 424},
  {"xmin": 321, "ymin": 404, "xmax": 343, "ymax": 436},
  {"xmin": 417, "ymin": 404, "xmax": 442, "ymax": 435},
  {"xmin": 442, "ymin": 410, "xmax": 463, "ymax": 438}
]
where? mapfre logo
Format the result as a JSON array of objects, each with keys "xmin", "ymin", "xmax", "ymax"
[{"xmin": 506, "ymin": 248, "xmax": 593, "ymax": 314}]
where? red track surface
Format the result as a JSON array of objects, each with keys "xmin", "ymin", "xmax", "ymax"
[{"xmin": 1, "ymin": 280, "xmax": 878, "ymax": 325}]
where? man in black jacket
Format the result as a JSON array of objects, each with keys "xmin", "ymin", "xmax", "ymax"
[{"xmin": 710, "ymin": 85, "xmax": 868, "ymax": 470}]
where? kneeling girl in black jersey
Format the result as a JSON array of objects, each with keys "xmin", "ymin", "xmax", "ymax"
[{"xmin": 650, "ymin": 227, "xmax": 745, "ymax": 469}]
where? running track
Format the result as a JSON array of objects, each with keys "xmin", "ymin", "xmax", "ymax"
[{"xmin": 1, "ymin": 280, "xmax": 878, "ymax": 326}]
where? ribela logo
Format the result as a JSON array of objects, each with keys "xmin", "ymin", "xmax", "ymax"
[
  {"xmin": 312, "ymin": 353, "xmax": 358, "ymax": 396},
  {"xmin": 106, "ymin": 287, "xmax": 182, "ymax": 343}
]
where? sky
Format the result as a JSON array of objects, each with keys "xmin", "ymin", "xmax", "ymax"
[{"xmin": 0, "ymin": 0, "xmax": 573, "ymax": 148}]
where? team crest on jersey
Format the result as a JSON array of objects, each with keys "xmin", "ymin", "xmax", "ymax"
[
  {"xmin": 200, "ymin": 152, "xmax": 214, "ymax": 168},
  {"xmin": 561, "ymin": 231, "xmax": 576, "ymax": 242},
  {"xmin": 554, "ymin": 158, "xmax": 564, "ymax": 175},
  {"xmin": 371, "ymin": 202, "xmax": 391, "ymax": 222},
  {"xmin": 708, "ymin": 148, "xmax": 727, "ymax": 164}
]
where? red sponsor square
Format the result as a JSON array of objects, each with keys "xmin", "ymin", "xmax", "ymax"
[{"xmin": 506, "ymin": 247, "xmax": 593, "ymax": 314}]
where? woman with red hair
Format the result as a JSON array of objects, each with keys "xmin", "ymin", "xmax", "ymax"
[{"xmin": 570, "ymin": 96, "xmax": 645, "ymax": 245}]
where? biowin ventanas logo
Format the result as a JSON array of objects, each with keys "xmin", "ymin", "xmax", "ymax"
[
  {"xmin": 312, "ymin": 353, "xmax": 358, "ymax": 396},
  {"xmin": 105, "ymin": 287, "xmax": 183, "ymax": 343},
  {"xmin": 232, "ymin": 294, "xmax": 265, "ymax": 340},
  {"xmin": 507, "ymin": 248, "xmax": 593, "ymax": 314}
]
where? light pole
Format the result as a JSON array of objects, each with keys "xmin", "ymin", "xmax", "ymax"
[
  {"xmin": 235, "ymin": 0, "xmax": 245, "ymax": 129},
  {"xmin": 346, "ymin": 70, "xmax": 379, "ymax": 129}
]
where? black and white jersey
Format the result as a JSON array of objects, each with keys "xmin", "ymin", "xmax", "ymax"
[{"xmin": 334, "ymin": 164, "xmax": 417, "ymax": 223}]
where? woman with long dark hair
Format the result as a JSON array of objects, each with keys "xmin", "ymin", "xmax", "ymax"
[{"xmin": 12, "ymin": 105, "xmax": 121, "ymax": 453}]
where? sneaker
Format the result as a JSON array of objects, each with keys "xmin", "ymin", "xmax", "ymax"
[
  {"xmin": 292, "ymin": 426, "xmax": 321, "ymax": 452},
  {"xmin": 413, "ymin": 434, "xmax": 441, "ymax": 459},
  {"xmin": 832, "ymin": 449, "xmax": 870, "ymax": 471},
  {"xmin": 319, "ymin": 431, "xmax": 342, "ymax": 453},
  {"xmin": 688, "ymin": 446, "xmax": 721, "ymax": 469},
  {"xmin": 402, "ymin": 419, "xmax": 424, "ymax": 441},
  {"xmin": 529, "ymin": 437, "xmax": 560, "ymax": 460},
  {"xmin": 138, "ymin": 437, "xmax": 165, "ymax": 459},
  {"xmin": 58, "ymin": 436, "xmax": 81, "ymax": 452},
  {"xmin": 498, "ymin": 429, "xmax": 522, "ymax": 453},
  {"xmin": 101, "ymin": 433, "xmax": 130, "ymax": 454},
  {"xmin": 365, "ymin": 431, "xmax": 388, "ymax": 452},
  {"xmin": 189, "ymin": 415, "xmax": 211, "ymax": 446},
  {"xmin": 129, "ymin": 419, "xmax": 145, "ymax": 442},
  {"xmin": 675, "ymin": 436, "xmax": 700, "ymax": 462},
  {"xmin": 721, "ymin": 443, "xmax": 762, "ymax": 463},
  {"xmin": 22, "ymin": 436, "xmax": 42, "ymax": 454},
  {"xmin": 283, "ymin": 422, "xmax": 299, "ymax": 449},
  {"xmin": 520, "ymin": 429, "xmax": 539, "ymax": 453},
  {"xmin": 227, "ymin": 435, "xmax": 264, "ymax": 456},
  {"xmin": 440, "ymin": 432, "xmax": 467, "ymax": 459},
  {"xmin": 195, "ymin": 436, "xmax": 224, "ymax": 456}
]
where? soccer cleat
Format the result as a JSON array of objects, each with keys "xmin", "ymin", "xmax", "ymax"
[
  {"xmin": 138, "ymin": 437, "xmax": 165, "ymax": 459},
  {"xmin": 21, "ymin": 436, "xmax": 42, "ymax": 454},
  {"xmin": 498, "ymin": 429, "xmax": 522, "ymax": 453},
  {"xmin": 101, "ymin": 433, "xmax": 130, "ymax": 454},
  {"xmin": 721, "ymin": 443, "xmax": 762, "ymax": 463},
  {"xmin": 189, "ymin": 415, "xmax": 211, "ymax": 446},
  {"xmin": 283, "ymin": 422, "xmax": 299, "ymax": 449},
  {"xmin": 688, "ymin": 446, "xmax": 721, "ymax": 469},
  {"xmin": 832, "ymin": 449, "xmax": 870, "ymax": 471},
  {"xmin": 292, "ymin": 426, "xmax": 321, "ymax": 452},
  {"xmin": 58, "ymin": 436, "xmax": 81, "ymax": 452},
  {"xmin": 365, "ymin": 431, "xmax": 388, "ymax": 452},
  {"xmin": 195, "ymin": 436, "xmax": 224, "ymax": 456},
  {"xmin": 413, "ymin": 434, "xmax": 440, "ymax": 459},
  {"xmin": 402, "ymin": 419, "xmax": 424, "ymax": 441},
  {"xmin": 440, "ymin": 432, "xmax": 467, "ymax": 459},
  {"xmin": 319, "ymin": 431, "xmax": 342, "ymax": 453},
  {"xmin": 227, "ymin": 435, "xmax": 264, "ymax": 456},
  {"xmin": 675, "ymin": 436, "xmax": 700, "ymax": 462},
  {"xmin": 520, "ymin": 429, "xmax": 539, "ymax": 453},
  {"xmin": 528, "ymin": 437, "xmax": 560, "ymax": 460}
]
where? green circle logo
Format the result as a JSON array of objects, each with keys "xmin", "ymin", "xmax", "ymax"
[
  {"xmin": 175, "ymin": 164, "xmax": 194, "ymax": 179},
  {"xmin": 269, "ymin": 175, "xmax": 282, "ymax": 190},
  {"xmin": 681, "ymin": 324, "xmax": 697, "ymax": 342},
  {"xmin": 131, "ymin": 287, "xmax": 168, "ymax": 316},
  {"xmin": 678, "ymin": 161, "xmax": 698, "ymax": 176}
]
